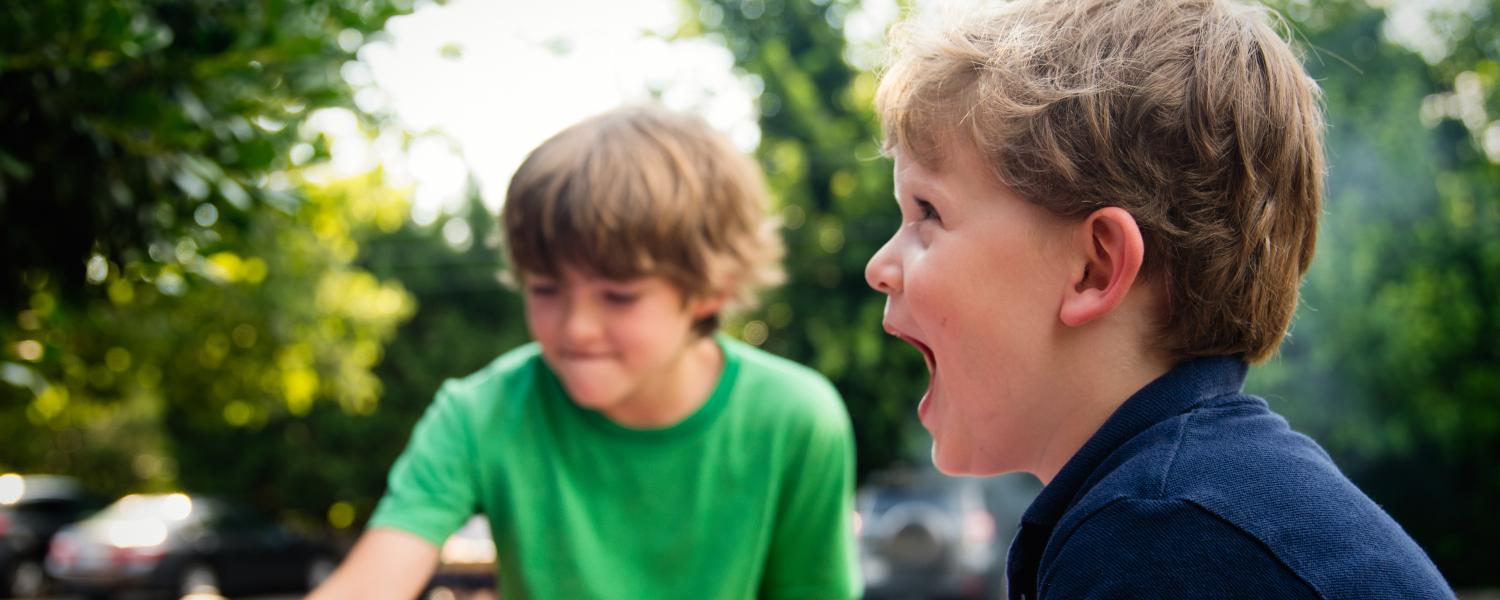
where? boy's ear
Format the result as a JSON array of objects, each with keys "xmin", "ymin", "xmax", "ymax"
[
  {"xmin": 688, "ymin": 290, "xmax": 729, "ymax": 319},
  {"xmin": 688, "ymin": 275, "xmax": 736, "ymax": 319},
  {"xmin": 1059, "ymin": 207, "xmax": 1146, "ymax": 327}
]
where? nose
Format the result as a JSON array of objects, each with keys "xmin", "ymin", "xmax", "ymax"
[
  {"xmin": 865, "ymin": 236, "xmax": 902, "ymax": 295},
  {"xmin": 561, "ymin": 296, "xmax": 604, "ymax": 344}
]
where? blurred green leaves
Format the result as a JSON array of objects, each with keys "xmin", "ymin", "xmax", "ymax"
[
  {"xmin": 0, "ymin": 0, "xmax": 422, "ymax": 522},
  {"xmin": 1, "ymin": 170, "xmax": 414, "ymax": 499},
  {"xmin": 688, "ymin": 0, "xmax": 919, "ymax": 478},
  {"xmin": 1235, "ymin": 0, "xmax": 1500, "ymax": 585},
  {"xmin": 0, "ymin": 0, "xmax": 415, "ymax": 311}
]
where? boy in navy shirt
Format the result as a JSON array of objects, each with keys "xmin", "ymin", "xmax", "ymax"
[{"xmin": 865, "ymin": 0, "xmax": 1454, "ymax": 597}]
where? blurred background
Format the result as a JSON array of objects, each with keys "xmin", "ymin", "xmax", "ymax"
[{"xmin": 1, "ymin": 0, "xmax": 1496, "ymax": 598}]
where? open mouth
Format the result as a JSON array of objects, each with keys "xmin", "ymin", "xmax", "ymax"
[
  {"xmin": 895, "ymin": 332, "xmax": 939, "ymax": 423},
  {"xmin": 897, "ymin": 334, "xmax": 936, "ymax": 376}
]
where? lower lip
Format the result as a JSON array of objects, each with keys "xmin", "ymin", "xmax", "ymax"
[{"xmin": 917, "ymin": 370, "xmax": 936, "ymax": 425}]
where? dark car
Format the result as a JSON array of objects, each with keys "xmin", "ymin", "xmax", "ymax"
[
  {"xmin": 0, "ymin": 473, "xmax": 101, "ymax": 598},
  {"xmin": 45, "ymin": 493, "xmax": 337, "ymax": 598},
  {"xmin": 857, "ymin": 469, "xmax": 1030, "ymax": 600}
]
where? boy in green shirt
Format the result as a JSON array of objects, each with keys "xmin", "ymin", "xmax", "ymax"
[{"xmin": 310, "ymin": 106, "xmax": 861, "ymax": 599}]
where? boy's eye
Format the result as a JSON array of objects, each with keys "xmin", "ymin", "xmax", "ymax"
[
  {"xmin": 526, "ymin": 284, "xmax": 559, "ymax": 297},
  {"xmin": 602, "ymin": 291, "xmax": 640, "ymax": 306},
  {"xmin": 913, "ymin": 198, "xmax": 942, "ymax": 223}
]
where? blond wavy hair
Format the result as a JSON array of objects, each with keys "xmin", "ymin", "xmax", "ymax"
[
  {"xmin": 502, "ymin": 105, "xmax": 785, "ymax": 335},
  {"xmin": 877, "ymin": 0, "xmax": 1325, "ymax": 363}
]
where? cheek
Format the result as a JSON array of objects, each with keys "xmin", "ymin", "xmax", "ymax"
[
  {"xmin": 906, "ymin": 265, "xmax": 967, "ymax": 337},
  {"xmin": 609, "ymin": 306, "xmax": 673, "ymax": 345},
  {"xmin": 523, "ymin": 302, "xmax": 560, "ymax": 340}
]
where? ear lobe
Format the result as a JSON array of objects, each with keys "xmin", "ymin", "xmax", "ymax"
[{"xmin": 1059, "ymin": 207, "xmax": 1145, "ymax": 327}]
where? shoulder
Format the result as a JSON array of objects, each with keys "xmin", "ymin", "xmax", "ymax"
[
  {"xmin": 445, "ymin": 342, "xmax": 544, "ymax": 391},
  {"xmin": 1041, "ymin": 496, "xmax": 1318, "ymax": 598},
  {"xmin": 720, "ymin": 337, "xmax": 851, "ymax": 439},
  {"xmin": 725, "ymin": 338, "xmax": 844, "ymax": 412},
  {"xmin": 435, "ymin": 343, "xmax": 546, "ymax": 407},
  {"xmin": 726, "ymin": 338, "xmax": 840, "ymax": 396},
  {"xmin": 1061, "ymin": 393, "xmax": 1453, "ymax": 599}
]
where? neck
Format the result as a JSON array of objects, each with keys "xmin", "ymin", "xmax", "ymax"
[
  {"xmin": 602, "ymin": 335, "xmax": 723, "ymax": 429},
  {"xmin": 1030, "ymin": 323, "xmax": 1173, "ymax": 485}
]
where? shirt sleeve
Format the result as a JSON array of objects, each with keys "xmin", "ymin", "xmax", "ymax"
[
  {"xmin": 366, "ymin": 380, "xmax": 481, "ymax": 547},
  {"xmin": 759, "ymin": 390, "xmax": 863, "ymax": 600},
  {"xmin": 1039, "ymin": 498, "xmax": 1319, "ymax": 599}
]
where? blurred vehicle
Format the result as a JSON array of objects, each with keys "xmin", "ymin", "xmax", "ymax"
[
  {"xmin": 426, "ymin": 515, "xmax": 497, "ymax": 600},
  {"xmin": 45, "ymin": 492, "xmax": 337, "ymax": 598},
  {"xmin": 0, "ymin": 473, "xmax": 101, "ymax": 598},
  {"xmin": 857, "ymin": 469, "xmax": 1005, "ymax": 600}
]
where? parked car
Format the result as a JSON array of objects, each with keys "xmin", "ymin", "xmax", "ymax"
[
  {"xmin": 426, "ymin": 515, "xmax": 497, "ymax": 600},
  {"xmin": 46, "ymin": 492, "xmax": 337, "ymax": 598},
  {"xmin": 857, "ymin": 469, "xmax": 1007, "ymax": 600},
  {"xmin": 0, "ymin": 473, "xmax": 101, "ymax": 598}
]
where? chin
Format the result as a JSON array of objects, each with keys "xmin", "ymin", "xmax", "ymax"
[
  {"xmin": 931, "ymin": 444, "xmax": 972, "ymax": 476},
  {"xmin": 931, "ymin": 444, "xmax": 1007, "ymax": 477},
  {"xmin": 570, "ymin": 397, "xmax": 610, "ymax": 411},
  {"xmin": 562, "ymin": 385, "xmax": 621, "ymax": 411}
]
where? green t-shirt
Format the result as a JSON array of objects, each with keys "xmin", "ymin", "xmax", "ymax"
[{"xmin": 368, "ymin": 335, "xmax": 862, "ymax": 599}]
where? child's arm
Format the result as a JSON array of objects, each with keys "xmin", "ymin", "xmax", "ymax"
[
  {"xmin": 305, "ymin": 527, "xmax": 439, "ymax": 600},
  {"xmin": 310, "ymin": 381, "xmax": 480, "ymax": 599}
]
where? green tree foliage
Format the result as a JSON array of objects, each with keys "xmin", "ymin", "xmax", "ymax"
[
  {"xmin": 342, "ymin": 191, "xmax": 530, "ymax": 528},
  {"xmin": 0, "ymin": 170, "xmax": 413, "ymax": 518},
  {"xmin": 152, "ymin": 172, "xmax": 415, "ymax": 525},
  {"xmin": 0, "ymin": 0, "xmax": 416, "ymax": 311},
  {"xmin": 685, "ymin": 0, "xmax": 921, "ymax": 480},
  {"xmin": 0, "ymin": 0, "xmax": 423, "ymax": 528},
  {"xmin": 1249, "ymin": 1, "xmax": 1500, "ymax": 585}
]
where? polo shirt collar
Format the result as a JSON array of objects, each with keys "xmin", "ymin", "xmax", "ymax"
[{"xmin": 1020, "ymin": 355, "xmax": 1248, "ymax": 527}]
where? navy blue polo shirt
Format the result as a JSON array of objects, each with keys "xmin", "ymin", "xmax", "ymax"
[{"xmin": 1007, "ymin": 357, "xmax": 1453, "ymax": 599}]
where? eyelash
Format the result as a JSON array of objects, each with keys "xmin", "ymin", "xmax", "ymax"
[
  {"xmin": 524, "ymin": 280, "xmax": 639, "ymax": 305},
  {"xmin": 916, "ymin": 198, "xmax": 941, "ymax": 222},
  {"xmin": 602, "ymin": 292, "xmax": 639, "ymax": 305}
]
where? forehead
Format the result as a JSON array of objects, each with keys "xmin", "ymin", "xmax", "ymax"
[
  {"xmin": 526, "ymin": 264, "xmax": 631, "ymax": 282},
  {"xmin": 523, "ymin": 265, "xmax": 687, "ymax": 290},
  {"xmin": 891, "ymin": 146, "xmax": 945, "ymax": 194},
  {"xmin": 892, "ymin": 143, "xmax": 1005, "ymax": 200}
]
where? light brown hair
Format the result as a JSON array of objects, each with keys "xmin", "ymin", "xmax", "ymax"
[
  {"xmin": 502, "ymin": 105, "xmax": 784, "ymax": 335},
  {"xmin": 877, "ymin": 0, "xmax": 1325, "ymax": 363}
]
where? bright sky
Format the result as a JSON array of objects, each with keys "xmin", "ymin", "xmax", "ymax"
[
  {"xmin": 326, "ymin": 0, "xmax": 757, "ymax": 227},
  {"xmin": 310, "ymin": 0, "xmax": 898, "ymax": 231}
]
